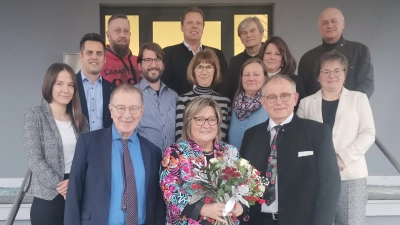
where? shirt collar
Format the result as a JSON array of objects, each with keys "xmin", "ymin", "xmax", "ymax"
[
  {"xmin": 138, "ymin": 78, "xmax": 168, "ymax": 93},
  {"xmin": 183, "ymin": 41, "xmax": 202, "ymax": 54},
  {"xmin": 111, "ymin": 124, "xmax": 139, "ymax": 144},
  {"xmin": 268, "ymin": 112, "xmax": 294, "ymax": 131},
  {"xmin": 80, "ymin": 70, "xmax": 102, "ymax": 84}
]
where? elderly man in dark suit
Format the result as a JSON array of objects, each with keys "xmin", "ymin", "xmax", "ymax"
[
  {"xmin": 65, "ymin": 84, "xmax": 166, "ymax": 225},
  {"xmin": 76, "ymin": 33, "xmax": 115, "ymax": 131},
  {"xmin": 240, "ymin": 75, "xmax": 340, "ymax": 225}
]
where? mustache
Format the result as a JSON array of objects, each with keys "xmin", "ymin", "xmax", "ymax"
[{"xmin": 147, "ymin": 67, "xmax": 160, "ymax": 71}]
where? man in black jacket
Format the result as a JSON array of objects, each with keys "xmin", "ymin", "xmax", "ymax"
[
  {"xmin": 77, "ymin": 33, "xmax": 115, "ymax": 131},
  {"xmin": 298, "ymin": 7, "xmax": 374, "ymax": 98},
  {"xmin": 223, "ymin": 17, "xmax": 264, "ymax": 101},
  {"xmin": 240, "ymin": 75, "xmax": 340, "ymax": 225},
  {"xmin": 161, "ymin": 6, "xmax": 228, "ymax": 96}
]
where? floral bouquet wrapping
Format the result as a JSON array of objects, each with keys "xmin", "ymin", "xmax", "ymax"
[{"xmin": 189, "ymin": 157, "xmax": 268, "ymax": 225}]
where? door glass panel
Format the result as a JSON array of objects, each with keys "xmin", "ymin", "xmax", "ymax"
[
  {"xmin": 234, "ymin": 14, "xmax": 268, "ymax": 55},
  {"xmin": 153, "ymin": 21, "xmax": 221, "ymax": 50},
  {"xmin": 105, "ymin": 15, "xmax": 140, "ymax": 55}
]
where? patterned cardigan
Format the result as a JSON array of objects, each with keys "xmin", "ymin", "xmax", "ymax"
[{"xmin": 160, "ymin": 139, "xmax": 240, "ymax": 225}]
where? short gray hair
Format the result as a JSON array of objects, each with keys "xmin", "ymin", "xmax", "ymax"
[
  {"xmin": 237, "ymin": 17, "xmax": 264, "ymax": 37},
  {"xmin": 261, "ymin": 75, "xmax": 296, "ymax": 96},
  {"xmin": 110, "ymin": 83, "xmax": 143, "ymax": 105}
]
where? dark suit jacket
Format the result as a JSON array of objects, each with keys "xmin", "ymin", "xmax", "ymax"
[
  {"xmin": 76, "ymin": 71, "xmax": 115, "ymax": 129},
  {"xmin": 64, "ymin": 127, "xmax": 166, "ymax": 225},
  {"xmin": 161, "ymin": 43, "xmax": 229, "ymax": 96},
  {"xmin": 240, "ymin": 115, "xmax": 340, "ymax": 225}
]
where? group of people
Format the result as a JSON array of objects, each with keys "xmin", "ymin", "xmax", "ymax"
[{"xmin": 23, "ymin": 5, "xmax": 376, "ymax": 225}]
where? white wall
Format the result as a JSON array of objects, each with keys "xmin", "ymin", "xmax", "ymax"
[{"xmin": 0, "ymin": 0, "xmax": 399, "ymax": 178}]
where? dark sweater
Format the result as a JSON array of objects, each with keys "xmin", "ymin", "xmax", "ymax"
[
  {"xmin": 223, "ymin": 50, "xmax": 259, "ymax": 101},
  {"xmin": 298, "ymin": 36, "xmax": 374, "ymax": 98},
  {"xmin": 161, "ymin": 43, "xmax": 229, "ymax": 96}
]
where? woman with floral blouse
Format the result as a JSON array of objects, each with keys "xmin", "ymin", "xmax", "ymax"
[{"xmin": 160, "ymin": 97, "xmax": 244, "ymax": 225}]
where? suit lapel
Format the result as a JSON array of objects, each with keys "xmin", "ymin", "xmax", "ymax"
[
  {"xmin": 334, "ymin": 87, "xmax": 349, "ymax": 126},
  {"xmin": 312, "ymin": 90, "xmax": 323, "ymax": 123},
  {"xmin": 42, "ymin": 101, "xmax": 64, "ymax": 173},
  {"xmin": 76, "ymin": 72, "xmax": 89, "ymax": 122},
  {"xmin": 102, "ymin": 81, "xmax": 113, "ymax": 127},
  {"xmin": 138, "ymin": 135, "xmax": 151, "ymax": 191},
  {"xmin": 101, "ymin": 127, "xmax": 112, "ymax": 191}
]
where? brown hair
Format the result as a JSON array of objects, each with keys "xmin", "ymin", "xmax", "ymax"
[
  {"xmin": 108, "ymin": 14, "xmax": 129, "ymax": 27},
  {"xmin": 187, "ymin": 48, "xmax": 222, "ymax": 87},
  {"xmin": 314, "ymin": 50, "xmax": 348, "ymax": 79},
  {"xmin": 181, "ymin": 97, "xmax": 222, "ymax": 142},
  {"xmin": 233, "ymin": 58, "xmax": 269, "ymax": 104},
  {"xmin": 137, "ymin": 42, "xmax": 165, "ymax": 64},
  {"xmin": 42, "ymin": 63, "xmax": 87, "ymax": 133},
  {"xmin": 181, "ymin": 6, "xmax": 205, "ymax": 25},
  {"xmin": 259, "ymin": 36, "xmax": 297, "ymax": 75}
]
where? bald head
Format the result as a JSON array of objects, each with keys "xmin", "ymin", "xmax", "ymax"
[{"xmin": 318, "ymin": 8, "xmax": 345, "ymax": 44}]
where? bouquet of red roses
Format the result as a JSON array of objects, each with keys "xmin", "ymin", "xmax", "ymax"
[{"xmin": 189, "ymin": 157, "xmax": 268, "ymax": 225}]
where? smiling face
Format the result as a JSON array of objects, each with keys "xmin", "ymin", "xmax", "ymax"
[
  {"xmin": 79, "ymin": 40, "xmax": 105, "ymax": 77},
  {"xmin": 239, "ymin": 21, "xmax": 264, "ymax": 49},
  {"xmin": 138, "ymin": 49, "xmax": 164, "ymax": 83},
  {"xmin": 242, "ymin": 62, "xmax": 267, "ymax": 97},
  {"xmin": 194, "ymin": 61, "xmax": 214, "ymax": 87},
  {"xmin": 317, "ymin": 60, "xmax": 346, "ymax": 92},
  {"xmin": 190, "ymin": 106, "xmax": 218, "ymax": 147},
  {"xmin": 261, "ymin": 78, "xmax": 298, "ymax": 125},
  {"xmin": 51, "ymin": 70, "xmax": 74, "ymax": 107},
  {"xmin": 262, "ymin": 43, "xmax": 283, "ymax": 73},
  {"xmin": 109, "ymin": 90, "xmax": 143, "ymax": 139},
  {"xmin": 181, "ymin": 12, "xmax": 204, "ymax": 43},
  {"xmin": 318, "ymin": 8, "xmax": 345, "ymax": 43}
]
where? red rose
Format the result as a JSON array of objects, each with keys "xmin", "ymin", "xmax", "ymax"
[{"xmin": 204, "ymin": 197, "xmax": 212, "ymax": 204}]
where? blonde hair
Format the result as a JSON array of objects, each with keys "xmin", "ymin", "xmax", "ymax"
[
  {"xmin": 187, "ymin": 48, "xmax": 222, "ymax": 87},
  {"xmin": 181, "ymin": 98, "xmax": 222, "ymax": 142}
]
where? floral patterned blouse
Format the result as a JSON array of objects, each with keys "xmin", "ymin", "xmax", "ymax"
[{"xmin": 160, "ymin": 139, "xmax": 240, "ymax": 225}]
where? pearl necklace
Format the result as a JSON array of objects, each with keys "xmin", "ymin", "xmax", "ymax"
[
  {"xmin": 268, "ymin": 68, "xmax": 282, "ymax": 76},
  {"xmin": 322, "ymin": 92, "xmax": 341, "ymax": 101}
]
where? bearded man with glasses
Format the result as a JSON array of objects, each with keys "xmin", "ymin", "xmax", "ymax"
[
  {"xmin": 135, "ymin": 42, "xmax": 178, "ymax": 152},
  {"xmin": 240, "ymin": 75, "xmax": 341, "ymax": 225}
]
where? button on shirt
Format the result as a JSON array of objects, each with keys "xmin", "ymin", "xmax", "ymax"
[
  {"xmin": 135, "ymin": 79, "xmax": 178, "ymax": 152},
  {"xmin": 261, "ymin": 113, "xmax": 294, "ymax": 213},
  {"xmin": 81, "ymin": 71, "xmax": 103, "ymax": 131},
  {"xmin": 109, "ymin": 125, "xmax": 146, "ymax": 225}
]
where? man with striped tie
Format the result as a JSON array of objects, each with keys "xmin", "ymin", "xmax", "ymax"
[
  {"xmin": 65, "ymin": 83, "xmax": 166, "ymax": 225},
  {"xmin": 240, "ymin": 75, "xmax": 340, "ymax": 225}
]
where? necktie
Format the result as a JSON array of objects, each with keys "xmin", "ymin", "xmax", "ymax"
[
  {"xmin": 120, "ymin": 139, "xmax": 138, "ymax": 225},
  {"xmin": 264, "ymin": 125, "xmax": 282, "ymax": 205}
]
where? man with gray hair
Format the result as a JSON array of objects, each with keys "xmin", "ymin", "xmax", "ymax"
[
  {"xmin": 240, "ymin": 75, "xmax": 340, "ymax": 225},
  {"xmin": 298, "ymin": 7, "xmax": 374, "ymax": 98},
  {"xmin": 222, "ymin": 16, "xmax": 265, "ymax": 101}
]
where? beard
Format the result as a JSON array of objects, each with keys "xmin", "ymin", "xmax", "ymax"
[
  {"xmin": 142, "ymin": 67, "xmax": 163, "ymax": 83},
  {"xmin": 110, "ymin": 39, "xmax": 130, "ymax": 58}
]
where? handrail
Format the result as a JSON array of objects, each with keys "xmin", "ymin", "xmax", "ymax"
[
  {"xmin": 5, "ymin": 170, "xmax": 31, "ymax": 225},
  {"xmin": 375, "ymin": 137, "xmax": 400, "ymax": 174}
]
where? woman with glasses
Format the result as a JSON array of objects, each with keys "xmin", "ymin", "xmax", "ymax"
[
  {"xmin": 297, "ymin": 50, "xmax": 375, "ymax": 225},
  {"xmin": 24, "ymin": 63, "xmax": 87, "ymax": 225},
  {"xmin": 228, "ymin": 58, "xmax": 269, "ymax": 148},
  {"xmin": 259, "ymin": 36, "xmax": 305, "ymax": 111},
  {"xmin": 161, "ymin": 97, "xmax": 243, "ymax": 225},
  {"xmin": 175, "ymin": 48, "xmax": 231, "ymax": 142}
]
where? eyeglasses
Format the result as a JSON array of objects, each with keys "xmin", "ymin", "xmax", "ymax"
[
  {"xmin": 142, "ymin": 58, "xmax": 163, "ymax": 66},
  {"xmin": 195, "ymin": 65, "xmax": 215, "ymax": 73},
  {"xmin": 110, "ymin": 104, "xmax": 142, "ymax": 114},
  {"xmin": 192, "ymin": 116, "xmax": 218, "ymax": 126},
  {"xmin": 319, "ymin": 69, "xmax": 344, "ymax": 77},
  {"xmin": 262, "ymin": 93, "xmax": 295, "ymax": 103}
]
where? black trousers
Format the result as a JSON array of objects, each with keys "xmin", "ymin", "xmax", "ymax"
[{"xmin": 30, "ymin": 174, "xmax": 69, "ymax": 225}]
